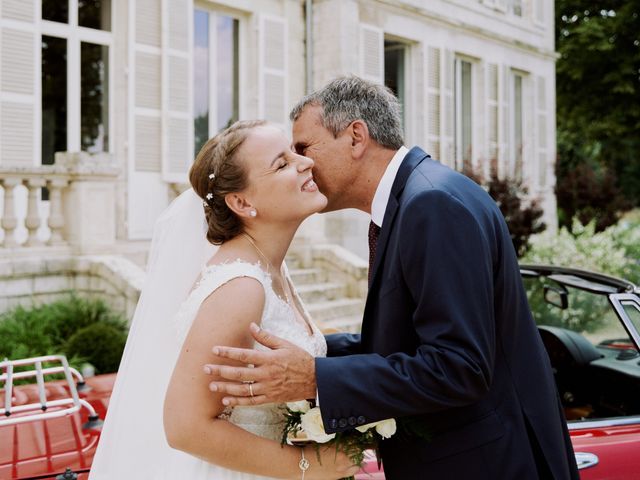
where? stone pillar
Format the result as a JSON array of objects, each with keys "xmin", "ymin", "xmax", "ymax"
[
  {"xmin": 1, "ymin": 177, "xmax": 20, "ymax": 247},
  {"xmin": 56, "ymin": 152, "xmax": 119, "ymax": 253},
  {"xmin": 47, "ymin": 178, "xmax": 69, "ymax": 245},
  {"xmin": 24, "ymin": 178, "xmax": 46, "ymax": 246}
]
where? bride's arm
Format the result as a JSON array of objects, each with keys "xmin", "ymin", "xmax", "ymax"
[{"xmin": 163, "ymin": 277, "xmax": 356, "ymax": 480}]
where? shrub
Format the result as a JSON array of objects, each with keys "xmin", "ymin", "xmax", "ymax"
[
  {"xmin": 522, "ymin": 218, "xmax": 634, "ymax": 281},
  {"xmin": 0, "ymin": 295, "xmax": 128, "ymax": 374},
  {"xmin": 65, "ymin": 323, "xmax": 128, "ymax": 374},
  {"xmin": 464, "ymin": 166, "xmax": 546, "ymax": 257}
]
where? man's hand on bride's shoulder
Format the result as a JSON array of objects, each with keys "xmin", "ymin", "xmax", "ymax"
[{"xmin": 204, "ymin": 322, "xmax": 317, "ymax": 406}]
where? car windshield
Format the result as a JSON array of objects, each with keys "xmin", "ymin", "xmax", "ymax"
[{"xmin": 523, "ymin": 276, "xmax": 634, "ymax": 349}]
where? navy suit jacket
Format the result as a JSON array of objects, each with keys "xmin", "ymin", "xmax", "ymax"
[{"xmin": 315, "ymin": 147, "xmax": 579, "ymax": 479}]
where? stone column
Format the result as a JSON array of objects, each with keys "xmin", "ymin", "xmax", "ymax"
[
  {"xmin": 1, "ymin": 177, "xmax": 21, "ymax": 247},
  {"xmin": 47, "ymin": 178, "xmax": 69, "ymax": 245},
  {"xmin": 24, "ymin": 178, "xmax": 46, "ymax": 246}
]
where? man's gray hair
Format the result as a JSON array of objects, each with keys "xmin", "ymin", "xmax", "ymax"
[{"xmin": 290, "ymin": 76, "xmax": 404, "ymax": 150}]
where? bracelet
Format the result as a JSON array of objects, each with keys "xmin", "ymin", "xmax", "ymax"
[{"xmin": 298, "ymin": 447, "xmax": 310, "ymax": 480}]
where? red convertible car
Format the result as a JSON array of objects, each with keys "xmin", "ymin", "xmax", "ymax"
[{"xmin": 1, "ymin": 265, "xmax": 639, "ymax": 479}]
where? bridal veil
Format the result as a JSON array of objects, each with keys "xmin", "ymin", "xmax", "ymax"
[{"xmin": 89, "ymin": 189, "xmax": 217, "ymax": 478}]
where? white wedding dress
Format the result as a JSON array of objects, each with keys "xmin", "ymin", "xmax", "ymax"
[
  {"xmin": 165, "ymin": 260, "xmax": 328, "ymax": 479},
  {"xmin": 89, "ymin": 190, "xmax": 327, "ymax": 480}
]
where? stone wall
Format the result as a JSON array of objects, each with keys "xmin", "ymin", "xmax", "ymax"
[{"xmin": 0, "ymin": 254, "xmax": 145, "ymax": 322}]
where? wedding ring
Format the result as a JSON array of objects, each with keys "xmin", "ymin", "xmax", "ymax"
[{"xmin": 249, "ymin": 383, "xmax": 255, "ymax": 397}]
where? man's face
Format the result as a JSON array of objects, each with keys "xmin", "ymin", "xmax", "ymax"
[{"xmin": 292, "ymin": 105, "xmax": 353, "ymax": 212}]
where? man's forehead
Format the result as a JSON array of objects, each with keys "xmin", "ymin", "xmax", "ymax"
[{"xmin": 293, "ymin": 105, "xmax": 325, "ymax": 138}]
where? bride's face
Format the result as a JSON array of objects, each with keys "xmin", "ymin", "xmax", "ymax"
[{"xmin": 239, "ymin": 125, "xmax": 328, "ymax": 222}]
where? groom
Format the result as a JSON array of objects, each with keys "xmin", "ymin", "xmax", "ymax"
[{"xmin": 206, "ymin": 76, "xmax": 579, "ymax": 479}]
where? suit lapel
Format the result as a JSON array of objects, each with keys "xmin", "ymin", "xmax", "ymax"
[{"xmin": 366, "ymin": 147, "xmax": 430, "ymax": 300}]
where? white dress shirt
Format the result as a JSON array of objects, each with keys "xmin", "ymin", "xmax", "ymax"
[{"xmin": 370, "ymin": 146, "xmax": 409, "ymax": 227}]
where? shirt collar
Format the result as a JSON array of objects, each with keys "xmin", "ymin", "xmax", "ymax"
[{"xmin": 371, "ymin": 146, "xmax": 409, "ymax": 227}]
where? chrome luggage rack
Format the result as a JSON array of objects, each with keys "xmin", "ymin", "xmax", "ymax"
[{"xmin": 0, "ymin": 354, "xmax": 102, "ymax": 428}]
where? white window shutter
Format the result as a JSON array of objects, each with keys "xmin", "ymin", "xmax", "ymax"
[
  {"xmin": 359, "ymin": 24, "xmax": 383, "ymax": 84},
  {"xmin": 132, "ymin": 0, "xmax": 162, "ymax": 173},
  {"xmin": 259, "ymin": 15, "xmax": 288, "ymax": 126},
  {"xmin": 536, "ymin": 75, "xmax": 548, "ymax": 187},
  {"xmin": 426, "ymin": 46, "xmax": 441, "ymax": 161},
  {"xmin": 441, "ymin": 49, "xmax": 455, "ymax": 168},
  {"xmin": 495, "ymin": 0, "xmax": 508, "ymax": 12},
  {"xmin": 162, "ymin": 0, "xmax": 192, "ymax": 182},
  {"xmin": 0, "ymin": 1, "xmax": 37, "ymax": 167},
  {"xmin": 499, "ymin": 64, "xmax": 511, "ymax": 178},
  {"xmin": 534, "ymin": 0, "xmax": 545, "ymax": 24},
  {"xmin": 487, "ymin": 63, "xmax": 499, "ymax": 165},
  {"xmin": 136, "ymin": 0, "xmax": 162, "ymax": 47},
  {"xmin": 2, "ymin": 0, "xmax": 34, "ymax": 22},
  {"xmin": 128, "ymin": 0, "xmax": 167, "ymax": 239}
]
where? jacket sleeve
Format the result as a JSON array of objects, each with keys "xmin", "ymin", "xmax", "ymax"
[
  {"xmin": 325, "ymin": 333, "xmax": 362, "ymax": 357},
  {"xmin": 316, "ymin": 190, "xmax": 498, "ymax": 432}
]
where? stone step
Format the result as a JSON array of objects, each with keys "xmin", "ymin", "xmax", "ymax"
[
  {"xmin": 296, "ymin": 282, "xmax": 346, "ymax": 303},
  {"xmin": 307, "ymin": 298, "xmax": 365, "ymax": 324},
  {"xmin": 288, "ymin": 268, "xmax": 325, "ymax": 285}
]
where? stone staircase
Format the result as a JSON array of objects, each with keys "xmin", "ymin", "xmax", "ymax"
[{"xmin": 286, "ymin": 243, "xmax": 368, "ymax": 333}]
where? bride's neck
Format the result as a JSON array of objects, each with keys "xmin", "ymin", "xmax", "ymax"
[{"xmin": 238, "ymin": 223, "xmax": 297, "ymax": 269}]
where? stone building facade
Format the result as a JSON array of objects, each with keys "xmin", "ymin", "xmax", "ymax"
[{"xmin": 0, "ymin": 0, "xmax": 557, "ymax": 301}]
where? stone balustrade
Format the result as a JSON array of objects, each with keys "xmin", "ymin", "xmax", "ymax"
[{"xmin": 0, "ymin": 152, "xmax": 119, "ymax": 252}]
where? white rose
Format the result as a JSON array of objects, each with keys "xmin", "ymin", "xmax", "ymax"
[
  {"xmin": 287, "ymin": 400, "xmax": 311, "ymax": 413},
  {"xmin": 300, "ymin": 407, "xmax": 336, "ymax": 444},
  {"xmin": 356, "ymin": 418, "xmax": 397, "ymax": 439},
  {"xmin": 374, "ymin": 418, "xmax": 397, "ymax": 439}
]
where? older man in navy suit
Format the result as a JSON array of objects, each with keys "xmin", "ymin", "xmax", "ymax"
[{"xmin": 208, "ymin": 76, "xmax": 579, "ymax": 479}]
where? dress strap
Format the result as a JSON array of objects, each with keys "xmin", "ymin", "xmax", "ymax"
[{"xmin": 174, "ymin": 260, "xmax": 270, "ymax": 344}]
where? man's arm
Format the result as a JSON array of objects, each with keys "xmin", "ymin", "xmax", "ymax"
[
  {"xmin": 325, "ymin": 332, "xmax": 362, "ymax": 357},
  {"xmin": 206, "ymin": 190, "xmax": 497, "ymax": 428}
]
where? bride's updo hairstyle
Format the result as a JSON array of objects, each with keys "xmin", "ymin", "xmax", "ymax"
[{"xmin": 189, "ymin": 119, "xmax": 267, "ymax": 245}]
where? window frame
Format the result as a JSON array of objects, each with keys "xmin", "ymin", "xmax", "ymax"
[
  {"xmin": 454, "ymin": 56, "xmax": 475, "ymax": 172},
  {"xmin": 192, "ymin": 4, "xmax": 245, "ymax": 151},
  {"xmin": 39, "ymin": 0, "xmax": 114, "ymax": 158}
]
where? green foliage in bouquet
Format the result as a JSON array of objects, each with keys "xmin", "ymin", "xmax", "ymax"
[{"xmin": 281, "ymin": 401, "xmax": 398, "ymax": 480}]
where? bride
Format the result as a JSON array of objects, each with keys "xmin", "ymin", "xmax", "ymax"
[{"xmin": 89, "ymin": 120, "xmax": 359, "ymax": 479}]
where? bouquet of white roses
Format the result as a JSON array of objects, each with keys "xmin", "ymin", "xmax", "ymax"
[{"xmin": 281, "ymin": 400, "xmax": 396, "ymax": 480}]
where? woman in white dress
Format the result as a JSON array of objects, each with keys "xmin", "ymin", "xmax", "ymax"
[{"xmin": 89, "ymin": 120, "xmax": 359, "ymax": 479}]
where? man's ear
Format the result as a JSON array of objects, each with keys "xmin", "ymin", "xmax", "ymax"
[
  {"xmin": 349, "ymin": 120, "xmax": 369, "ymax": 159},
  {"xmin": 225, "ymin": 193, "xmax": 255, "ymax": 219}
]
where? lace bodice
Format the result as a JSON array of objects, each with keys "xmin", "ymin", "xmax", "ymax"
[{"xmin": 174, "ymin": 260, "xmax": 327, "ymax": 442}]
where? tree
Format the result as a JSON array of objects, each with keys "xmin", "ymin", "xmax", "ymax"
[{"xmin": 555, "ymin": 1, "xmax": 640, "ymax": 210}]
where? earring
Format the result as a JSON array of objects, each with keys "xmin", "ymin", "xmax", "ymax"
[{"xmin": 249, "ymin": 210, "xmax": 257, "ymax": 217}]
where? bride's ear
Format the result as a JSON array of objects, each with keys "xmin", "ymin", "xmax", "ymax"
[{"xmin": 225, "ymin": 193, "xmax": 256, "ymax": 219}]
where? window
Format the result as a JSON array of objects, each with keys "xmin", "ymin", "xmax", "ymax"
[
  {"xmin": 512, "ymin": 73, "xmax": 524, "ymax": 180},
  {"xmin": 41, "ymin": 0, "xmax": 112, "ymax": 165},
  {"xmin": 384, "ymin": 40, "xmax": 406, "ymax": 130},
  {"xmin": 454, "ymin": 58, "xmax": 473, "ymax": 171},
  {"xmin": 193, "ymin": 9, "xmax": 240, "ymax": 155},
  {"xmin": 511, "ymin": 0, "xmax": 523, "ymax": 17}
]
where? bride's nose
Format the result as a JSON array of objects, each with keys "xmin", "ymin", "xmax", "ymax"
[{"xmin": 295, "ymin": 153, "xmax": 314, "ymax": 171}]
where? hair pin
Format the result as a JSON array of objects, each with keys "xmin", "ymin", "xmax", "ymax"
[
  {"xmin": 206, "ymin": 193, "xmax": 213, "ymax": 201},
  {"xmin": 209, "ymin": 173, "xmax": 215, "ymax": 180}
]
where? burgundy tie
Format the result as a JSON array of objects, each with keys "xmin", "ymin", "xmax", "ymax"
[{"xmin": 368, "ymin": 220, "xmax": 381, "ymax": 285}]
